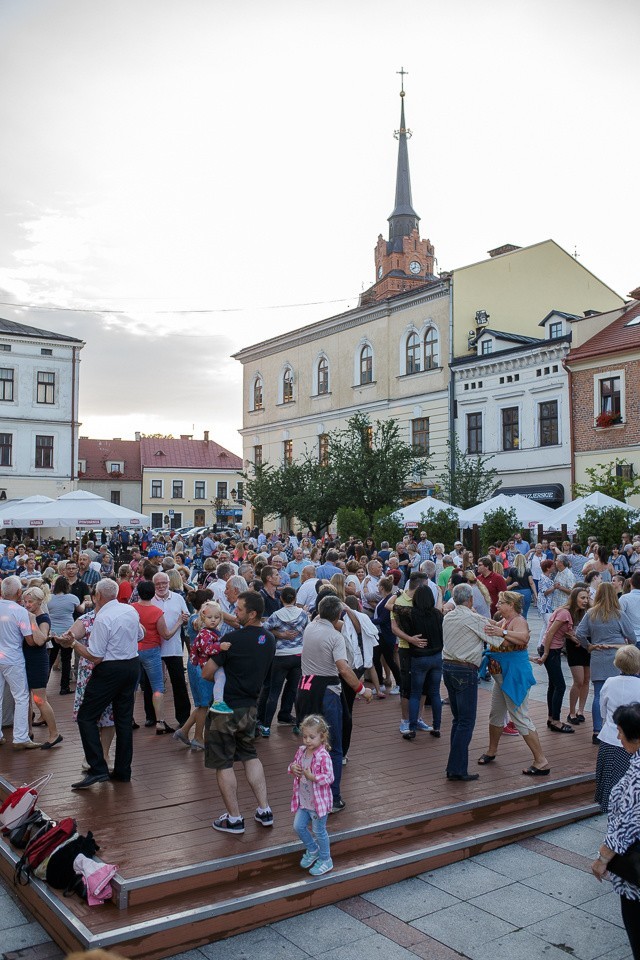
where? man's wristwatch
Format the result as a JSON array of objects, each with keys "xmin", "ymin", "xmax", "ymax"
[{"xmin": 502, "ymin": 629, "xmax": 508, "ymax": 637}]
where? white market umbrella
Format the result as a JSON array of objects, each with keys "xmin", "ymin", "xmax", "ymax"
[
  {"xmin": 458, "ymin": 493, "xmax": 556, "ymax": 530},
  {"xmin": 0, "ymin": 495, "xmax": 55, "ymax": 528},
  {"xmin": 397, "ymin": 495, "xmax": 461, "ymax": 525},
  {"xmin": 1, "ymin": 490, "xmax": 149, "ymax": 529},
  {"xmin": 547, "ymin": 491, "xmax": 633, "ymax": 532}
]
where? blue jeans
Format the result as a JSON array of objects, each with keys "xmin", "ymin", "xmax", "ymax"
[
  {"xmin": 294, "ymin": 808, "xmax": 330, "ymax": 861},
  {"xmin": 321, "ymin": 689, "xmax": 343, "ymax": 801},
  {"xmin": 409, "ymin": 652, "xmax": 442, "ymax": 731},
  {"xmin": 592, "ymin": 679, "xmax": 605, "ymax": 733},
  {"xmin": 442, "ymin": 661, "xmax": 479, "ymax": 777},
  {"xmin": 513, "ymin": 587, "xmax": 532, "ymax": 619}
]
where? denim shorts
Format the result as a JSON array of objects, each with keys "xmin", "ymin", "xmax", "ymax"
[
  {"xmin": 139, "ymin": 647, "xmax": 164, "ymax": 694},
  {"xmin": 187, "ymin": 659, "xmax": 215, "ymax": 709}
]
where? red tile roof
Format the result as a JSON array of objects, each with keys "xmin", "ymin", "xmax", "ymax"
[
  {"xmin": 567, "ymin": 299, "xmax": 640, "ymax": 363},
  {"xmin": 139, "ymin": 438, "xmax": 242, "ymax": 470},
  {"xmin": 78, "ymin": 439, "xmax": 142, "ymax": 481}
]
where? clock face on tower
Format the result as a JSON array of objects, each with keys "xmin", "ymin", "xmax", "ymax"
[
  {"xmin": 409, "ymin": 260, "xmax": 421, "ymax": 275},
  {"xmin": 377, "ymin": 265, "xmax": 383, "ymax": 279}
]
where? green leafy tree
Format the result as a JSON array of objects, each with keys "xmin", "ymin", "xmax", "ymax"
[
  {"xmin": 479, "ymin": 506, "xmax": 520, "ymax": 553},
  {"xmin": 331, "ymin": 413, "xmax": 424, "ymax": 531},
  {"xmin": 336, "ymin": 507, "xmax": 369, "ymax": 542},
  {"xmin": 437, "ymin": 434, "xmax": 500, "ymax": 509},
  {"xmin": 243, "ymin": 458, "xmax": 340, "ymax": 537},
  {"xmin": 574, "ymin": 506, "xmax": 640, "ymax": 550},
  {"xmin": 419, "ymin": 507, "xmax": 460, "ymax": 548},
  {"xmin": 573, "ymin": 459, "xmax": 640, "ymax": 501},
  {"xmin": 374, "ymin": 508, "xmax": 405, "ymax": 547}
]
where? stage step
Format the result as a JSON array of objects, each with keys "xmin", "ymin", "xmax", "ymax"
[{"xmin": 0, "ymin": 773, "xmax": 597, "ymax": 959}]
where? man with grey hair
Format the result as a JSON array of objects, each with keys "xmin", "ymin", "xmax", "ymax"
[
  {"xmin": 218, "ymin": 575, "xmax": 248, "ymax": 637},
  {"xmin": 299, "ymin": 594, "xmax": 372, "ymax": 813},
  {"xmin": 296, "ymin": 565, "xmax": 320, "ymax": 611},
  {"xmin": 64, "ymin": 577, "xmax": 143, "ymax": 788},
  {"xmin": 441, "ymin": 583, "xmax": 489, "ymax": 782},
  {"xmin": 419, "ymin": 560, "xmax": 442, "ymax": 609},
  {"xmin": 0, "ymin": 576, "xmax": 38, "ymax": 749}
]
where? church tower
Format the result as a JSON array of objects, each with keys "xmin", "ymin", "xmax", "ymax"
[{"xmin": 361, "ymin": 73, "xmax": 436, "ymax": 305}]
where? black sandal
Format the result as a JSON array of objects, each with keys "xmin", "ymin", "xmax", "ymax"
[
  {"xmin": 478, "ymin": 754, "xmax": 496, "ymax": 765},
  {"xmin": 549, "ymin": 723, "xmax": 575, "ymax": 734}
]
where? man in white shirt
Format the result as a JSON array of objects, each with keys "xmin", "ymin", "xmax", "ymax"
[
  {"xmin": 0, "ymin": 576, "xmax": 38, "ymax": 749},
  {"xmin": 296, "ymin": 566, "xmax": 320, "ymax": 611},
  {"xmin": 151, "ymin": 572, "xmax": 191, "ymax": 725},
  {"xmin": 619, "ymin": 571, "xmax": 640, "ymax": 647},
  {"xmin": 67, "ymin": 578, "xmax": 143, "ymax": 788}
]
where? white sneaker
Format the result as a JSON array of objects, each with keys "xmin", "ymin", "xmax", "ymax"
[
  {"xmin": 379, "ymin": 685, "xmax": 386, "ymax": 693},
  {"xmin": 417, "ymin": 718, "xmax": 433, "ymax": 732},
  {"xmin": 389, "ymin": 685, "xmax": 400, "ymax": 695}
]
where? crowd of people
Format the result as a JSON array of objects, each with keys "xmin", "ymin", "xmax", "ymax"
[{"xmin": 0, "ymin": 523, "xmax": 639, "ymax": 951}]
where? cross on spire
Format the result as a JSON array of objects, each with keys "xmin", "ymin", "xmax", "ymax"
[{"xmin": 397, "ymin": 67, "xmax": 408, "ymax": 96}]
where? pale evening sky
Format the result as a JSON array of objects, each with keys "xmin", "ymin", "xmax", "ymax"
[{"xmin": 0, "ymin": 0, "xmax": 638, "ymax": 456}]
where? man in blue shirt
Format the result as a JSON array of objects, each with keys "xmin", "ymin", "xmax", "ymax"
[
  {"xmin": 417, "ymin": 531, "xmax": 434, "ymax": 563},
  {"xmin": 285, "ymin": 547, "xmax": 307, "ymax": 592},
  {"xmin": 315, "ymin": 549, "xmax": 342, "ymax": 581}
]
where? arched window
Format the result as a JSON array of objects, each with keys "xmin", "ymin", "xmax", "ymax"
[
  {"xmin": 424, "ymin": 327, "xmax": 439, "ymax": 370},
  {"xmin": 359, "ymin": 344, "xmax": 373, "ymax": 385},
  {"xmin": 406, "ymin": 332, "xmax": 421, "ymax": 374},
  {"xmin": 317, "ymin": 357, "xmax": 329, "ymax": 395},
  {"xmin": 282, "ymin": 367, "xmax": 294, "ymax": 403},
  {"xmin": 253, "ymin": 376, "xmax": 263, "ymax": 411}
]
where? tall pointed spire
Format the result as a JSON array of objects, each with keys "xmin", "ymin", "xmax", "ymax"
[{"xmin": 388, "ymin": 71, "xmax": 420, "ymax": 248}]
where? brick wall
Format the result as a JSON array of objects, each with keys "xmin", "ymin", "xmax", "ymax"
[{"xmin": 571, "ymin": 358, "xmax": 640, "ymax": 452}]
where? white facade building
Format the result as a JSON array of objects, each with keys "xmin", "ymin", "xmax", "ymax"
[
  {"xmin": 452, "ymin": 326, "xmax": 573, "ymax": 508},
  {"xmin": 0, "ymin": 318, "xmax": 84, "ymax": 502}
]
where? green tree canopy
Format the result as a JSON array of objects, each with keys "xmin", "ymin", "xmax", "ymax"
[
  {"xmin": 419, "ymin": 507, "xmax": 460, "ymax": 549},
  {"xmin": 479, "ymin": 506, "xmax": 520, "ymax": 553},
  {"xmin": 437, "ymin": 434, "xmax": 500, "ymax": 509},
  {"xmin": 573, "ymin": 459, "xmax": 640, "ymax": 501},
  {"xmin": 574, "ymin": 506, "xmax": 640, "ymax": 550},
  {"xmin": 244, "ymin": 414, "xmax": 424, "ymax": 535}
]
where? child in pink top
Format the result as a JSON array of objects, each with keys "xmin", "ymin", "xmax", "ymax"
[{"xmin": 288, "ymin": 715, "xmax": 335, "ymax": 876}]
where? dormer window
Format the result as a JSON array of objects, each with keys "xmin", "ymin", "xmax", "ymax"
[
  {"xmin": 109, "ymin": 462, "xmax": 123, "ymax": 474},
  {"xmin": 548, "ymin": 321, "xmax": 563, "ymax": 339},
  {"xmin": 480, "ymin": 340, "xmax": 493, "ymax": 355}
]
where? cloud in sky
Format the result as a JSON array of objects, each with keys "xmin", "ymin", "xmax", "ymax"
[{"xmin": 0, "ymin": 0, "xmax": 638, "ymax": 454}]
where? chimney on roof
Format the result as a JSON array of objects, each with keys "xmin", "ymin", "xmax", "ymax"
[
  {"xmin": 487, "ymin": 244, "xmax": 521, "ymax": 258},
  {"xmin": 80, "ymin": 436, "xmax": 88, "ymax": 440},
  {"xmin": 180, "ymin": 434, "xmax": 193, "ymax": 441},
  {"xmin": 629, "ymin": 286, "xmax": 640, "ymax": 300},
  {"xmin": 204, "ymin": 430, "xmax": 209, "ymax": 442},
  {"xmin": 135, "ymin": 432, "xmax": 141, "ymax": 442}
]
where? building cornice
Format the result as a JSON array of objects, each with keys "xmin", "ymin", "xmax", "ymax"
[
  {"xmin": 453, "ymin": 341, "xmax": 569, "ymax": 380},
  {"xmin": 233, "ymin": 283, "xmax": 449, "ymax": 364}
]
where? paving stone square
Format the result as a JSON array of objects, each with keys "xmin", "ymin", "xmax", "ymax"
[
  {"xmin": 418, "ymin": 859, "xmax": 512, "ymax": 899},
  {"xmin": 463, "ymin": 928, "xmax": 587, "ymax": 960},
  {"xmin": 200, "ymin": 926, "xmax": 312, "ymax": 960},
  {"xmin": 312, "ymin": 932, "xmax": 420, "ymax": 960},
  {"xmin": 469, "ymin": 842, "xmax": 552, "ymax": 879},
  {"xmin": 539, "ymin": 820, "xmax": 609, "ymax": 858},
  {"xmin": 409, "ymin": 901, "xmax": 517, "ymax": 955},
  {"xmin": 527, "ymin": 904, "xmax": 630, "ymax": 960},
  {"xmin": 362, "ymin": 876, "xmax": 458, "ymax": 921},
  {"xmin": 520, "ymin": 859, "xmax": 610, "ymax": 905},
  {"xmin": 272, "ymin": 905, "xmax": 374, "ymax": 954},
  {"xmin": 578, "ymin": 888, "xmax": 626, "ymax": 928},
  {"xmin": 469, "ymin": 881, "xmax": 569, "ymax": 925}
]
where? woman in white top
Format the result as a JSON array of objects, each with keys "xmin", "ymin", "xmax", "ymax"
[{"xmin": 595, "ymin": 644, "xmax": 640, "ymax": 812}]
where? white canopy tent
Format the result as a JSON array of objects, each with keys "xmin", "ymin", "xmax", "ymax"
[
  {"xmin": 0, "ymin": 490, "xmax": 149, "ymax": 529},
  {"xmin": 458, "ymin": 493, "xmax": 557, "ymax": 530},
  {"xmin": 547, "ymin": 491, "xmax": 635, "ymax": 532},
  {"xmin": 396, "ymin": 495, "xmax": 461, "ymax": 526}
]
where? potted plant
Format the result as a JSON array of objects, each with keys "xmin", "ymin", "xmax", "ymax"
[{"xmin": 595, "ymin": 411, "xmax": 623, "ymax": 428}]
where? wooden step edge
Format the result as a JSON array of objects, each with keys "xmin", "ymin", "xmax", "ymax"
[
  {"xmin": 70, "ymin": 801, "xmax": 600, "ymax": 951},
  {"xmin": 115, "ymin": 772, "xmax": 595, "ymax": 899}
]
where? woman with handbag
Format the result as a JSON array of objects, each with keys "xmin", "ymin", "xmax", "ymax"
[{"xmin": 591, "ymin": 702, "xmax": 640, "ymax": 958}]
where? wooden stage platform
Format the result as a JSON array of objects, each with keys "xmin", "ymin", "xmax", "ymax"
[{"xmin": 0, "ymin": 681, "xmax": 598, "ymax": 958}]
